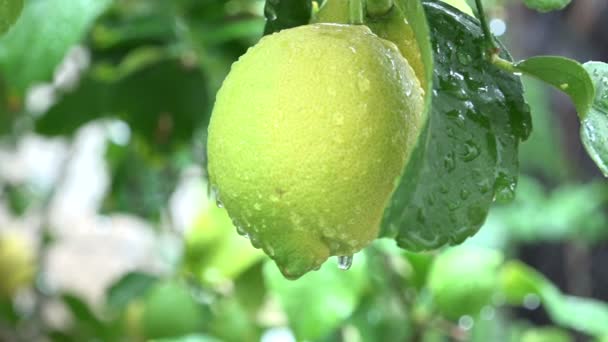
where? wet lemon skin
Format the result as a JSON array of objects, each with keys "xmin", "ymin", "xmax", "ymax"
[{"xmin": 208, "ymin": 23, "xmax": 424, "ymax": 278}]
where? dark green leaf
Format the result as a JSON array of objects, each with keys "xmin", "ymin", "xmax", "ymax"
[
  {"xmin": 36, "ymin": 59, "xmax": 210, "ymax": 150},
  {"xmin": 101, "ymin": 141, "xmax": 182, "ymax": 220},
  {"xmin": 264, "ymin": 255, "xmax": 369, "ymax": 341},
  {"xmin": 106, "ymin": 272, "xmax": 159, "ymax": 311},
  {"xmin": 0, "ymin": 0, "xmax": 23, "ymax": 35},
  {"xmin": 581, "ymin": 62, "xmax": 608, "ymax": 177},
  {"xmin": 380, "ymin": 0, "xmax": 531, "ymax": 250},
  {"xmin": 263, "ymin": 0, "xmax": 312, "ymax": 35},
  {"xmin": 61, "ymin": 293, "xmax": 115, "ymax": 339},
  {"xmin": 522, "ymin": 0, "xmax": 571, "ymax": 13},
  {"xmin": 514, "ymin": 56, "xmax": 594, "ymax": 117},
  {"xmin": 0, "ymin": 0, "xmax": 111, "ymax": 92}
]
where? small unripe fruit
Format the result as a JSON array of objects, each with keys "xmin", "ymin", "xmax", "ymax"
[
  {"xmin": 428, "ymin": 246, "xmax": 503, "ymax": 319},
  {"xmin": 0, "ymin": 233, "xmax": 35, "ymax": 297}
]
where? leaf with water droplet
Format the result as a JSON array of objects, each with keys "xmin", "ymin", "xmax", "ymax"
[
  {"xmin": 581, "ymin": 61, "xmax": 608, "ymax": 177},
  {"xmin": 380, "ymin": 1, "xmax": 531, "ymax": 250}
]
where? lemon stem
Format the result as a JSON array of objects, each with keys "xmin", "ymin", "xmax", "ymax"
[
  {"xmin": 366, "ymin": 0, "xmax": 393, "ymax": 17},
  {"xmin": 474, "ymin": 0, "xmax": 499, "ymax": 56},
  {"xmin": 349, "ymin": 0, "xmax": 364, "ymax": 24}
]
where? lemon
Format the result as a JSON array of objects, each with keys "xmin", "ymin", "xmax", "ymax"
[
  {"xmin": 428, "ymin": 246, "xmax": 503, "ymax": 319},
  {"xmin": 207, "ymin": 23, "xmax": 424, "ymax": 278},
  {"xmin": 0, "ymin": 233, "xmax": 36, "ymax": 297}
]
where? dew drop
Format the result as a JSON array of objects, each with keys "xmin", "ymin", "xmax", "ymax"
[
  {"xmin": 216, "ymin": 197, "xmax": 224, "ymax": 208},
  {"xmin": 235, "ymin": 224, "xmax": 249, "ymax": 238},
  {"xmin": 337, "ymin": 255, "xmax": 353, "ymax": 270},
  {"xmin": 444, "ymin": 151, "xmax": 456, "ymax": 172},
  {"xmin": 457, "ymin": 52, "xmax": 472, "ymax": 65},
  {"xmin": 264, "ymin": 7, "xmax": 277, "ymax": 21},
  {"xmin": 460, "ymin": 189, "xmax": 470, "ymax": 200},
  {"xmin": 560, "ymin": 83, "xmax": 569, "ymax": 90},
  {"xmin": 462, "ymin": 141, "xmax": 480, "ymax": 162},
  {"xmin": 357, "ymin": 77, "xmax": 371, "ymax": 92}
]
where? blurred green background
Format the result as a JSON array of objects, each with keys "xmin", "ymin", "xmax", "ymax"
[{"xmin": 1, "ymin": 0, "xmax": 608, "ymax": 341}]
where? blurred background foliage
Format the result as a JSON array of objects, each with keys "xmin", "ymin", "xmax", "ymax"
[{"xmin": 0, "ymin": 0, "xmax": 608, "ymax": 341}]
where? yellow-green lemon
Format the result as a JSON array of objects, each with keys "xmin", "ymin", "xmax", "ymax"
[
  {"xmin": 0, "ymin": 233, "xmax": 36, "ymax": 297},
  {"xmin": 207, "ymin": 23, "xmax": 424, "ymax": 278}
]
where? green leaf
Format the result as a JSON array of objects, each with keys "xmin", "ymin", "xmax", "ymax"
[
  {"xmin": 380, "ymin": 0, "xmax": 531, "ymax": 250},
  {"xmin": 581, "ymin": 62, "xmax": 608, "ymax": 177},
  {"xmin": 500, "ymin": 261, "xmax": 608, "ymax": 337},
  {"xmin": 101, "ymin": 141, "xmax": 181, "ymax": 220},
  {"xmin": 513, "ymin": 56, "xmax": 594, "ymax": 117},
  {"xmin": 0, "ymin": 0, "xmax": 23, "ymax": 35},
  {"xmin": 106, "ymin": 272, "xmax": 159, "ymax": 311},
  {"xmin": 264, "ymin": 254, "xmax": 369, "ymax": 341},
  {"xmin": 522, "ymin": 0, "xmax": 571, "ymax": 13},
  {"xmin": 492, "ymin": 176, "xmax": 608, "ymax": 243},
  {"xmin": 263, "ymin": 0, "xmax": 311, "ymax": 35},
  {"xmin": 36, "ymin": 59, "xmax": 210, "ymax": 149},
  {"xmin": 150, "ymin": 335, "xmax": 221, "ymax": 342},
  {"xmin": 0, "ymin": 0, "xmax": 111, "ymax": 92},
  {"xmin": 521, "ymin": 327, "xmax": 572, "ymax": 342}
]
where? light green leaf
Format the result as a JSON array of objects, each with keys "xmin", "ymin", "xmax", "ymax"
[
  {"xmin": 0, "ymin": 0, "xmax": 23, "ymax": 35},
  {"xmin": 0, "ymin": 0, "xmax": 111, "ymax": 92},
  {"xmin": 514, "ymin": 56, "xmax": 594, "ymax": 117},
  {"xmin": 500, "ymin": 261, "xmax": 608, "ymax": 337},
  {"xmin": 264, "ymin": 254, "xmax": 369, "ymax": 341},
  {"xmin": 522, "ymin": 0, "xmax": 571, "ymax": 13},
  {"xmin": 581, "ymin": 62, "xmax": 608, "ymax": 177}
]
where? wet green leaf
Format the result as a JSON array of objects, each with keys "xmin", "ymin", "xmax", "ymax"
[
  {"xmin": 381, "ymin": 0, "xmax": 531, "ymax": 250},
  {"xmin": 514, "ymin": 56, "xmax": 594, "ymax": 117},
  {"xmin": 263, "ymin": 0, "xmax": 312, "ymax": 35},
  {"xmin": 522, "ymin": 0, "xmax": 571, "ymax": 13},
  {"xmin": 581, "ymin": 62, "xmax": 608, "ymax": 177},
  {"xmin": 0, "ymin": 0, "xmax": 111, "ymax": 92},
  {"xmin": 0, "ymin": 0, "xmax": 23, "ymax": 35},
  {"xmin": 264, "ymin": 254, "xmax": 369, "ymax": 341}
]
